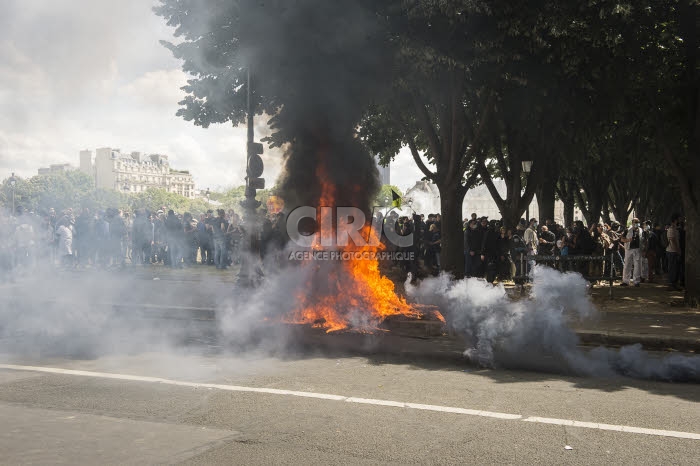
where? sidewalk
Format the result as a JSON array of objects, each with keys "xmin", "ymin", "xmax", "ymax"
[
  {"xmin": 576, "ymin": 281, "xmax": 700, "ymax": 352},
  {"xmin": 119, "ymin": 267, "xmax": 700, "ymax": 353},
  {"xmin": 2, "ymin": 265, "xmax": 699, "ymax": 353}
]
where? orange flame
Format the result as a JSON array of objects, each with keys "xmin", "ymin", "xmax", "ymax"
[{"xmin": 284, "ymin": 159, "xmax": 437, "ymax": 333}]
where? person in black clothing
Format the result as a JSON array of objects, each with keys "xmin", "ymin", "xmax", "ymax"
[
  {"xmin": 152, "ymin": 211, "xmax": 166, "ymax": 264},
  {"xmin": 164, "ymin": 210, "xmax": 183, "ymax": 268},
  {"xmin": 496, "ymin": 226, "xmax": 513, "ymax": 281},
  {"xmin": 196, "ymin": 214, "xmax": 209, "ymax": 264},
  {"xmin": 132, "ymin": 209, "xmax": 153, "ymax": 265},
  {"xmin": 428, "ymin": 223, "xmax": 441, "ymax": 274},
  {"xmin": 463, "ymin": 219, "xmax": 478, "ymax": 277},
  {"xmin": 538, "ymin": 225, "xmax": 556, "ymax": 256},
  {"xmin": 468, "ymin": 217, "xmax": 489, "ymax": 278},
  {"xmin": 74, "ymin": 208, "xmax": 94, "ymax": 267},
  {"xmin": 422, "ymin": 214, "xmax": 435, "ymax": 270},
  {"xmin": 212, "ymin": 209, "xmax": 229, "ymax": 269},
  {"xmin": 643, "ymin": 221, "xmax": 658, "ymax": 282},
  {"xmin": 482, "ymin": 221, "xmax": 499, "ymax": 283},
  {"xmin": 106, "ymin": 208, "xmax": 127, "ymax": 267},
  {"xmin": 183, "ymin": 212, "xmax": 197, "ymax": 265}
]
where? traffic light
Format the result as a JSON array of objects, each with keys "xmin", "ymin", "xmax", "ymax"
[
  {"xmin": 247, "ymin": 142, "xmax": 264, "ymax": 178},
  {"xmin": 246, "ymin": 141, "xmax": 264, "ymax": 191}
]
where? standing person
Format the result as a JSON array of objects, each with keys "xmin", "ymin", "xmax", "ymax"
[
  {"xmin": 197, "ymin": 214, "xmax": 209, "ymax": 264},
  {"xmin": 183, "ymin": 212, "xmax": 197, "ymax": 266},
  {"xmin": 469, "ymin": 217, "xmax": 489, "ymax": 278},
  {"xmin": 164, "ymin": 210, "xmax": 183, "ymax": 268},
  {"xmin": 523, "ymin": 218, "xmax": 539, "ymax": 275},
  {"xmin": 428, "ymin": 223, "xmax": 441, "ymax": 274},
  {"xmin": 496, "ymin": 227, "xmax": 513, "ymax": 282},
  {"xmin": 463, "ymin": 219, "xmax": 477, "ymax": 277},
  {"xmin": 482, "ymin": 222, "xmax": 499, "ymax": 283},
  {"xmin": 204, "ymin": 210, "xmax": 215, "ymax": 265},
  {"xmin": 538, "ymin": 225, "xmax": 556, "ymax": 256},
  {"xmin": 107, "ymin": 209, "xmax": 127, "ymax": 268},
  {"xmin": 74, "ymin": 208, "xmax": 93, "ymax": 268},
  {"xmin": 132, "ymin": 209, "xmax": 153, "ymax": 265},
  {"xmin": 94, "ymin": 211, "xmax": 110, "ymax": 267},
  {"xmin": 652, "ymin": 223, "xmax": 665, "ymax": 277},
  {"xmin": 666, "ymin": 213, "xmax": 683, "ymax": 291},
  {"xmin": 212, "ymin": 209, "xmax": 229, "ymax": 269},
  {"xmin": 591, "ymin": 223, "xmax": 610, "ymax": 280},
  {"xmin": 643, "ymin": 221, "xmax": 658, "ymax": 282},
  {"xmin": 620, "ymin": 217, "xmax": 644, "ymax": 287},
  {"xmin": 55, "ymin": 218, "xmax": 73, "ymax": 269},
  {"xmin": 152, "ymin": 212, "xmax": 165, "ymax": 264}
]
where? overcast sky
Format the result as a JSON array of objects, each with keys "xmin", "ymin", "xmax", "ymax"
[{"xmin": 0, "ymin": 0, "xmax": 423, "ymax": 193}]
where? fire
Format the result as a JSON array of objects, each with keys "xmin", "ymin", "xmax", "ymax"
[{"xmin": 284, "ymin": 162, "xmax": 442, "ymax": 333}]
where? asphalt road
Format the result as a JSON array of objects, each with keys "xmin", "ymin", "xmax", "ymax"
[{"xmin": 1, "ymin": 350, "xmax": 699, "ymax": 465}]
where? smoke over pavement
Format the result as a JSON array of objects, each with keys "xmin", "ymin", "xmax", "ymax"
[{"xmin": 406, "ymin": 266, "xmax": 700, "ymax": 382}]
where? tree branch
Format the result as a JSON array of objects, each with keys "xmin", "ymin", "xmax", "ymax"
[
  {"xmin": 476, "ymin": 152, "xmax": 504, "ymax": 208},
  {"xmin": 413, "ymin": 100, "xmax": 442, "ymax": 172},
  {"xmin": 407, "ymin": 139, "xmax": 436, "ymax": 182}
]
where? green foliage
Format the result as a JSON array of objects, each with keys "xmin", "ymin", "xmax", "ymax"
[
  {"xmin": 0, "ymin": 172, "xmax": 212, "ymax": 215},
  {"xmin": 213, "ymin": 186, "xmax": 274, "ymax": 212},
  {"xmin": 374, "ymin": 185, "xmax": 403, "ymax": 207},
  {"xmin": 1, "ymin": 171, "xmax": 98, "ymax": 214}
]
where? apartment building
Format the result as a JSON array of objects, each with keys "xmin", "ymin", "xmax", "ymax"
[{"xmin": 79, "ymin": 148, "xmax": 195, "ymax": 198}]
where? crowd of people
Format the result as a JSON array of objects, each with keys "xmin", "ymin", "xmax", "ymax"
[
  {"xmin": 0, "ymin": 205, "xmax": 257, "ymax": 278},
  {"xmin": 1, "ymin": 203, "xmax": 687, "ymax": 292},
  {"xmin": 377, "ymin": 210, "xmax": 686, "ymax": 290}
]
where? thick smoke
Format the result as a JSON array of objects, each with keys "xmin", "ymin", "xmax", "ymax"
[
  {"xmin": 239, "ymin": 0, "xmax": 389, "ymax": 211},
  {"xmin": 406, "ymin": 266, "xmax": 700, "ymax": 382}
]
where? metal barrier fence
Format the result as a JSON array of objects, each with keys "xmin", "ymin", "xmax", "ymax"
[{"xmin": 514, "ymin": 254, "xmax": 616, "ymax": 298}]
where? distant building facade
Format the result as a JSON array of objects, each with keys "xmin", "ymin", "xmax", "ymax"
[
  {"xmin": 37, "ymin": 163, "xmax": 74, "ymax": 176},
  {"xmin": 79, "ymin": 148, "xmax": 195, "ymax": 198},
  {"xmin": 374, "ymin": 155, "xmax": 391, "ymax": 185}
]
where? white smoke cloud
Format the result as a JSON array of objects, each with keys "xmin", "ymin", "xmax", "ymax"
[{"xmin": 406, "ymin": 266, "xmax": 700, "ymax": 381}]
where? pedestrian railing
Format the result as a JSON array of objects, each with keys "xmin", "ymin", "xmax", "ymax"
[{"xmin": 514, "ymin": 254, "xmax": 616, "ymax": 298}]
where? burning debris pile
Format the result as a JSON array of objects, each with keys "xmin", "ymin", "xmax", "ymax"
[{"xmin": 280, "ymin": 160, "xmax": 441, "ymax": 333}]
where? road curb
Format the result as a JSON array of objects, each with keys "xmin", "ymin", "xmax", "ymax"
[
  {"xmin": 125, "ymin": 304, "xmax": 700, "ymax": 354},
  {"xmin": 575, "ymin": 330, "xmax": 700, "ymax": 353}
]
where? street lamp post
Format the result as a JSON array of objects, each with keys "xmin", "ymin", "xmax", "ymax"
[
  {"xmin": 521, "ymin": 161, "xmax": 532, "ymax": 222},
  {"xmin": 9, "ymin": 173, "xmax": 16, "ymax": 215}
]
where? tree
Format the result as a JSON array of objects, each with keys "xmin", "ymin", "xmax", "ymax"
[
  {"xmin": 1, "ymin": 171, "xmax": 98, "ymax": 213},
  {"xmin": 373, "ymin": 185, "xmax": 403, "ymax": 208}
]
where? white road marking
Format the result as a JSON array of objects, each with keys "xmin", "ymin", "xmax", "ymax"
[{"xmin": 1, "ymin": 363, "xmax": 699, "ymax": 440}]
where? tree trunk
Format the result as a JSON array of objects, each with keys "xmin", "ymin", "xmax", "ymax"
[
  {"xmin": 500, "ymin": 206, "xmax": 523, "ymax": 231},
  {"xmin": 438, "ymin": 185, "xmax": 466, "ymax": 278},
  {"xmin": 536, "ymin": 182, "xmax": 555, "ymax": 225},
  {"xmin": 612, "ymin": 201, "xmax": 630, "ymax": 225},
  {"xmin": 556, "ymin": 178, "xmax": 576, "ymax": 227},
  {"xmin": 602, "ymin": 197, "xmax": 612, "ymax": 225},
  {"xmin": 563, "ymin": 198, "xmax": 575, "ymax": 228},
  {"xmin": 685, "ymin": 211, "xmax": 700, "ymax": 306}
]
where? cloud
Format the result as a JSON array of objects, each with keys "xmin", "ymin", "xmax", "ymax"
[
  {"xmin": 0, "ymin": 0, "xmax": 415, "ymax": 197},
  {"xmin": 0, "ymin": 0, "xmax": 285, "ymax": 192},
  {"xmin": 118, "ymin": 69, "xmax": 188, "ymax": 108}
]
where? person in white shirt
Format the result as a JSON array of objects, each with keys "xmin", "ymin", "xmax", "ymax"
[
  {"xmin": 523, "ymin": 218, "xmax": 539, "ymax": 276},
  {"xmin": 620, "ymin": 217, "xmax": 643, "ymax": 287},
  {"xmin": 55, "ymin": 219, "xmax": 73, "ymax": 268}
]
